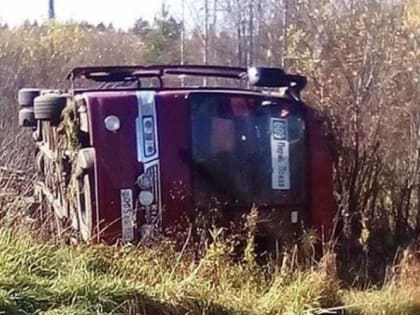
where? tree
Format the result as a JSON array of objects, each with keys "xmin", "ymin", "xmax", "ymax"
[
  {"xmin": 131, "ymin": 18, "xmax": 151, "ymax": 38},
  {"xmin": 142, "ymin": 4, "xmax": 183, "ymax": 64},
  {"xmin": 284, "ymin": 0, "xmax": 420, "ymax": 263},
  {"xmin": 96, "ymin": 22, "xmax": 107, "ymax": 32}
]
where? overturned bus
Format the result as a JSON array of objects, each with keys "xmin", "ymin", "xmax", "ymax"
[{"xmin": 18, "ymin": 65, "xmax": 336, "ymax": 244}]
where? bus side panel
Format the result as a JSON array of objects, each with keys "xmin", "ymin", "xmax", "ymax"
[
  {"xmin": 306, "ymin": 107, "xmax": 336, "ymax": 240},
  {"xmin": 87, "ymin": 93, "xmax": 140, "ymax": 243}
]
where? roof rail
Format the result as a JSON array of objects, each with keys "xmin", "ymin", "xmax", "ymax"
[
  {"xmin": 66, "ymin": 65, "xmax": 307, "ymax": 95},
  {"xmin": 67, "ymin": 65, "xmax": 247, "ymax": 82}
]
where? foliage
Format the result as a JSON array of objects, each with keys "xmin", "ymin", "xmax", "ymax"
[
  {"xmin": 0, "ymin": 225, "xmax": 416, "ymax": 314},
  {"xmin": 141, "ymin": 5, "xmax": 183, "ymax": 63},
  {"xmin": 281, "ymin": 0, "xmax": 420, "ymax": 281},
  {"xmin": 0, "ymin": 226, "xmax": 344, "ymax": 315}
]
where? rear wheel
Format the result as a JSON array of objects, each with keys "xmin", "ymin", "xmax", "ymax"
[
  {"xmin": 76, "ymin": 174, "xmax": 93, "ymax": 242},
  {"xmin": 18, "ymin": 88, "xmax": 40, "ymax": 107},
  {"xmin": 18, "ymin": 107, "xmax": 36, "ymax": 127},
  {"xmin": 34, "ymin": 94, "xmax": 67, "ymax": 125}
]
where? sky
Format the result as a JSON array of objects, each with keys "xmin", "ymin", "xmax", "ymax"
[{"xmin": 0, "ymin": 0, "xmax": 184, "ymax": 29}]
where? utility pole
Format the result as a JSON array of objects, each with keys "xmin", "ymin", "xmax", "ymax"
[
  {"xmin": 248, "ymin": 0, "xmax": 254, "ymax": 67},
  {"xmin": 180, "ymin": 0, "xmax": 186, "ymax": 86},
  {"xmin": 281, "ymin": 0, "xmax": 289, "ymax": 68},
  {"xmin": 212, "ymin": 0, "xmax": 218, "ymax": 65},
  {"xmin": 181, "ymin": 0, "xmax": 185, "ymax": 66},
  {"xmin": 203, "ymin": 0, "xmax": 209, "ymax": 66},
  {"xmin": 48, "ymin": 0, "xmax": 55, "ymax": 20},
  {"xmin": 203, "ymin": 0, "xmax": 209, "ymax": 86}
]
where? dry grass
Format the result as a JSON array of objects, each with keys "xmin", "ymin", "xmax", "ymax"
[
  {"xmin": 343, "ymin": 250, "xmax": 420, "ymax": 315},
  {"xmin": 0, "ymin": 226, "xmax": 345, "ymax": 315},
  {"xmin": 0, "ymin": 222, "xmax": 418, "ymax": 314}
]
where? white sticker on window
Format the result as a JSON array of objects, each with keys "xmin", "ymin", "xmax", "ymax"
[
  {"xmin": 120, "ymin": 189, "xmax": 134, "ymax": 242},
  {"xmin": 271, "ymin": 118, "xmax": 290, "ymax": 190}
]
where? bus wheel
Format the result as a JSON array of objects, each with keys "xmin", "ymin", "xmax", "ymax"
[{"xmin": 76, "ymin": 174, "xmax": 93, "ymax": 242}]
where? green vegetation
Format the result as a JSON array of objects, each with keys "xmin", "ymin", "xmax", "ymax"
[
  {"xmin": 0, "ymin": 227, "xmax": 331, "ymax": 314},
  {"xmin": 0, "ymin": 226, "xmax": 416, "ymax": 314}
]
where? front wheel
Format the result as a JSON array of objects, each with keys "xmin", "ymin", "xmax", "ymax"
[{"xmin": 76, "ymin": 174, "xmax": 93, "ymax": 242}]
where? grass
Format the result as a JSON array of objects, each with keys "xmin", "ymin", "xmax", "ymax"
[
  {"xmin": 0, "ymin": 226, "xmax": 339, "ymax": 315},
  {"xmin": 344, "ymin": 286, "xmax": 420, "ymax": 315},
  {"xmin": 344, "ymin": 249, "xmax": 420, "ymax": 315},
  {"xmin": 0, "ymin": 226, "xmax": 418, "ymax": 315}
]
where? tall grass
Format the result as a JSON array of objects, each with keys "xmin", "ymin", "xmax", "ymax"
[
  {"xmin": 0, "ymin": 225, "xmax": 418, "ymax": 314},
  {"xmin": 0, "ymin": 225, "xmax": 343, "ymax": 315}
]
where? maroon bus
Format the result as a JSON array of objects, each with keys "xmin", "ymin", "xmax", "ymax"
[{"xmin": 18, "ymin": 65, "xmax": 336, "ymax": 244}]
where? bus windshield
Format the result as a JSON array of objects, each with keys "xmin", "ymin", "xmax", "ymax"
[{"xmin": 190, "ymin": 92, "xmax": 307, "ymax": 209}]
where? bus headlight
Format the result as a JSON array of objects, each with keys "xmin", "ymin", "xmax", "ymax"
[{"xmin": 104, "ymin": 115, "xmax": 120, "ymax": 132}]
